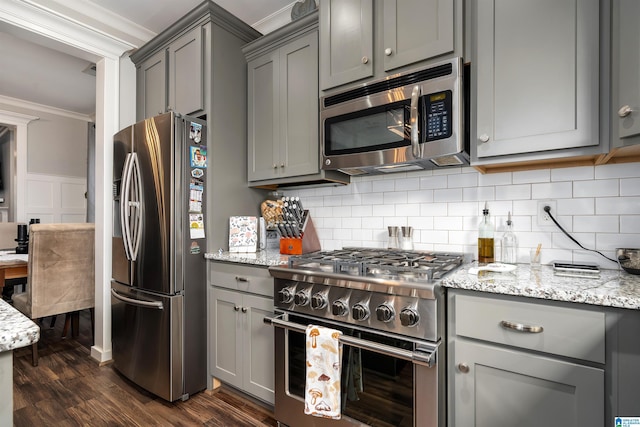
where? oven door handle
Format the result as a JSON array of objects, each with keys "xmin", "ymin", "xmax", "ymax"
[{"xmin": 264, "ymin": 315, "xmax": 438, "ymax": 368}]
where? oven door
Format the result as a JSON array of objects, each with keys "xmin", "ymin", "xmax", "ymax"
[{"xmin": 267, "ymin": 311, "xmax": 444, "ymax": 427}]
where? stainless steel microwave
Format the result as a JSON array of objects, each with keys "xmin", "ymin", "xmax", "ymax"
[{"xmin": 320, "ymin": 57, "xmax": 468, "ymax": 175}]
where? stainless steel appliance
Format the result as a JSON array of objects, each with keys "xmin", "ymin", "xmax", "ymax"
[
  {"xmin": 111, "ymin": 112, "xmax": 207, "ymax": 402},
  {"xmin": 267, "ymin": 248, "xmax": 466, "ymax": 427},
  {"xmin": 320, "ymin": 57, "xmax": 467, "ymax": 175}
]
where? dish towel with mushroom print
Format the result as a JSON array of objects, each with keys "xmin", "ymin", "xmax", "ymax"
[{"xmin": 305, "ymin": 325, "xmax": 343, "ymax": 419}]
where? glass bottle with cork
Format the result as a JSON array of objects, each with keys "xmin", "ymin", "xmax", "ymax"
[{"xmin": 478, "ymin": 202, "xmax": 495, "ymax": 263}]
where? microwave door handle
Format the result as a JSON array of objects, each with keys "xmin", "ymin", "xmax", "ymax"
[{"xmin": 410, "ymin": 85, "xmax": 421, "ymax": 158}]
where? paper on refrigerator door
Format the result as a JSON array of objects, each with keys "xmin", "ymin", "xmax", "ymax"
[{"xmin": 189, "ymin": 213, "xmax": 205, "ymax": 239}]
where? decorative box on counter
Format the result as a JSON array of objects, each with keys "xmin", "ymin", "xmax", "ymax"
[
  {"xmin": 228, "ymin": 216, "xmax": 258, "ymax": 252},
  {"xmin": 278, "ymin": 210, "xmax": 321, "ymax": 255}
]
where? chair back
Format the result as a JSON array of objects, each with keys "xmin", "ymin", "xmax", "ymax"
[
  {"xmin": 0, "ymin": 222, "xmax": 25, "ymax": 249},
  {"xmin": 19, "ymin": 223, "xmax": 95, "ymax": 319}
]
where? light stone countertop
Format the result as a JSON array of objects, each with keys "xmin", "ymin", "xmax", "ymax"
[
  {"xmin": 205, "ymin": 249, "xmax": 290, "ymax": 267},
  {"xmin": 205, "ymin": 252, "xmax": 640, "ymax": 310},
  {"xmin": 0, "ymin": 299, "xmax": 39, "ymax": 352},
  {"xmin": 440, "ymin": 262, "xmax": 640, "ymax": 310}
]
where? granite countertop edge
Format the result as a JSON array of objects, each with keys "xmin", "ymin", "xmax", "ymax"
[
  {"xmin": 205, "ymin": 253, "xmax": 640, "ymax": 310},
  {"xmin": 205, "ymin": 250, "xmax": 289, "ymax": 267},
  {"xmin": 441, "ymin": 263, "xmax": 640, "ymax": 310},
  {"xmin": 0, "ymin": 299, "xmax": 40, "ymax": 352}
]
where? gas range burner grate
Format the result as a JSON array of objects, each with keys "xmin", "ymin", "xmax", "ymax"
[{"xmin": 287, "ymin": 248, "xmax": 466, "ymax": 281}]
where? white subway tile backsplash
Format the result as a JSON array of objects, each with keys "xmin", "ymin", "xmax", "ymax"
[
  {"xmin": 557, "ymin": 198, "xmax": 595, "ymax": 215},
  {"xmin": 551, "ymin": 166, "xmax": 594, "ymax": 181},
  {"xmin": 407, "ymin": 189, "xmax": 434, "ymax": 203},
  {"xmin": 620, "ymin": 216, "xmax": 640, "ymax": 233},
  {"xmin": 447, "ymin": 173, "xmax": 478, "ymax": 188},
  {"xmin": 281, "ymin": 163, "xmax": 640, "ymax": 264},
  {"xmin": 434, "ymin": 188, "xmax": 463, "ymax": 202},
  {"xmin": 573, "ymin": 215, "xmax": 619, "ymax": 233},
  {"xmin": 495, "ymin": 184, "xmax": 531, "ymax": 200},
  {"xmin": 574, "ymin": 179, "xmax": 619, "ymax": 198},
  {"xmin": 372, "ymin": 179, "xmax": 396, "ymax": 192},
  {"xmin": 531, "ymin": 182, "xmax": 573, "ymax": 199},
  {"xmin": 596, "ymin": 197, "xmax": 640, "ymax": 215},
  {"xmin": 595, "ymin": 162, "xmax": 640, "ymax": 179},
  {"xmin": 477, "ymin": 170, "xmax": 511, "ymax": 186},
  {"xmin": 463, "ymin": 186, "xmax": 494, "ymax": 202},
  {"xmin": 621, "ymin": 178, "xmax": 640, "ymax": 196},
  {"xmin": 512, "ymin": 169, "xmax": 550, "ymax": 184},
  {"xmin": 420, "ymin": 175, "xmax": 448, "ymax": 189}
]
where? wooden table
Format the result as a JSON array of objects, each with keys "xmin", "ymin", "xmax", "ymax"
[{"xmin": 0, "ymin": 259, "xmax": 28, "ymax": 292}]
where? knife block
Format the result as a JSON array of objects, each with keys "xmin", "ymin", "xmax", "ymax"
[{"xmin": 279, "ymin": 211, "xmax": 321, "ymax": 255}]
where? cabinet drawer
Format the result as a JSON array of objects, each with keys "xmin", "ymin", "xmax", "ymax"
[
  {"xmin": 209, "ymin": 262, "xmax": 273, "ymax": 298},
  {"xmin": 452, "ymin": 292, "xmax": 605, "ymax": 364}
]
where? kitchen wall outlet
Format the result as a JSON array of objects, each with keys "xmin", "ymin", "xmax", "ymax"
[{"xmin": 537, "ymin": 200, "xmax": 556, "ymax": 226}]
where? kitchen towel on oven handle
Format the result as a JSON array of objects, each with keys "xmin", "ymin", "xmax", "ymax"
[{"xmin": 305, "ymin": 325, "xmax": 343, "ymax": 419}]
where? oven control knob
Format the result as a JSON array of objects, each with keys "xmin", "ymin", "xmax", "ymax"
[
  {"xmin": 375, "ymin": 304, "xmax": 395, "ymax": 323},
  {"xmin": 294, "ymin": 290, "xmax": 309, "ymax": 306},
  {"xmin": 311, "ymin": 293, "xmax": 327, "ymax": 310},
  {"xmin": 278, "ymin": 288, "xmax": 294, "ymax": 304},
  {"xmin": 352, "ymin": 303, "xmax": 370, "ymax": 321},
  {"xmin": 331, "ymin": 300, "xmax": 348, "ymax": 316},
  {"xmin": 399, "ymin": 308, "xmax": 420, "ymax": 327}
]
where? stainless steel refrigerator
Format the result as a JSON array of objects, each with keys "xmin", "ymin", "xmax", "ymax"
[{"xmin": 111, "ymin": 112, "xmax": 207, "ymax": 402}]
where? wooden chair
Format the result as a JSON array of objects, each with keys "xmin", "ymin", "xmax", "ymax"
[{"xmin": 12, "ymin": 223, "xmax": 95, "ymax": 366}]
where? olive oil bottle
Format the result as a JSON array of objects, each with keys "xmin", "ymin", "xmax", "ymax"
[{"xmin": 478, "ymin": 202, "xmax": 495, "ymax": 263}]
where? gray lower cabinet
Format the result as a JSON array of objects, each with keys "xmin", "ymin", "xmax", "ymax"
[
  {"xmin": 447, "ymin": 289, "xmax": 605, "ymax": 427},
  {"xmin": 319, "ymin": 0, "xmax": 460, "ymax": 91},
  {"xmin": 208, "ymin": 262, "xmax": 275, "ymax": 405},
  {"xmin": 470, "ymin": 0, "xmax": 605, "ymax": 167}
]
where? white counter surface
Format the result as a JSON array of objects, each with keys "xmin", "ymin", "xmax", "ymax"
[
  {"xmin": 0, "ymin": 299, "xmax": 39, "ymax": 353},
  {"xmin": 441, "ymin": 262, "xmax": 640, "ymax": 310}
]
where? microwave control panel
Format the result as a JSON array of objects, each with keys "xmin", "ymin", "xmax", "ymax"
[{"xmin": 424, "ymin": 90, "xmax": 452, "ymax": 142}]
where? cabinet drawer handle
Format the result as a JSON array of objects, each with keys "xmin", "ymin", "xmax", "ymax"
[
  {"xmin": 235, "ymin": 276, "xmax": 249, "ymax": 282},
  {"xmin": 500, "ymin": 320, "xmax": 543, "ymax": 333}
]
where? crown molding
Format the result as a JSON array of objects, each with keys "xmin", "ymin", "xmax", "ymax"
[
  {"xmin": 0, "ymin": 0, "xmax": 136, "ymax": 59},
  {"xmin": 0, "ymin": 95, "xmax": 93, "ymax": 122},
  {"xmin": 253, "ymin": 2, "xmax": 296, "ymax": 35}
]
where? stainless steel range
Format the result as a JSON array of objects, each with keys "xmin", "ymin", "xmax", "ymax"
[{"xmin": 266, "ymin": 248, "xmax": 466, "ymax": 427}]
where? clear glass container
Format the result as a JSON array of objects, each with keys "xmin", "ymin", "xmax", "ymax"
[
  {"xmin": 478, "ymin": 202, "xmax": 495, "ymax": 263},
  {"xmin": 501, "ymin": 212, "xmax": 517, "ymax": 264}
]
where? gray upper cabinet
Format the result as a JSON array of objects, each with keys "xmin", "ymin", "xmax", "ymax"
[
  {"xmin": 244, "ymin": 11, "xmax": 349, "ymax": 187},
  {"xmin": 320, "ymin": 0, "xmax": 459, "ymax": 91},
  {"xmin": 136, "ymin": 25, "xmax": 204, "ymax": 120},
  {"xmin": 608, "ymin": 0, "xmax": 640, "ymax": 163},
  {"xmin": 247, "ymin": 30, "xmax": 318, "ymax": 182},
  {"xmin": 167, "ymin": 26, "xmax": 204, "ymax": 117},
  {"xmin": 319, "ymin": 0, "xmax": 373, "ymax": 90},
  {"xmin": 137, "ymin": 50, "xmax": 166, "ymax": 119},
  {"xmin": 471, "ymin": 0, "xmax": 604, "ymax": 166}
]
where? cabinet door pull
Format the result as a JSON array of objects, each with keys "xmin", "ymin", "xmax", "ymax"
[
  {"xmin": 618, "ymin": 105, "xmax": 634, "ymax": 118},
  {"xmin": 234, "ymin": 306, "xmax": 240, "ymax": 311},
  {"xmin": 235, "ymin": 276, "xmax": 249, "ymax": 282},
  {"xmin": 457, "ymin": 362, "xmax": 469, "ymax": 373},
  {"xmin": 241, "ymin": 307, "xmax": 248, "ymax": 313},
  {"xmin": 500, "ymin": 320, "xmax": 543, "ymax": 333}
]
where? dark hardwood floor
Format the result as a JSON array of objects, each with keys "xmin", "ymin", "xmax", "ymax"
[{"xmin": 12, "ymin": 310, "xmax": 278, "ymax": 426}]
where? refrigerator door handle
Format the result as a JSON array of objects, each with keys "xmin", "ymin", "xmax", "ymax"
[
  {"xmin": 111, "ymin": 288, "xmax": 164, "ymax": 310},
  {"xmin": 121, "ymin": 153, "xmax": 143, "ymax": 261}
]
